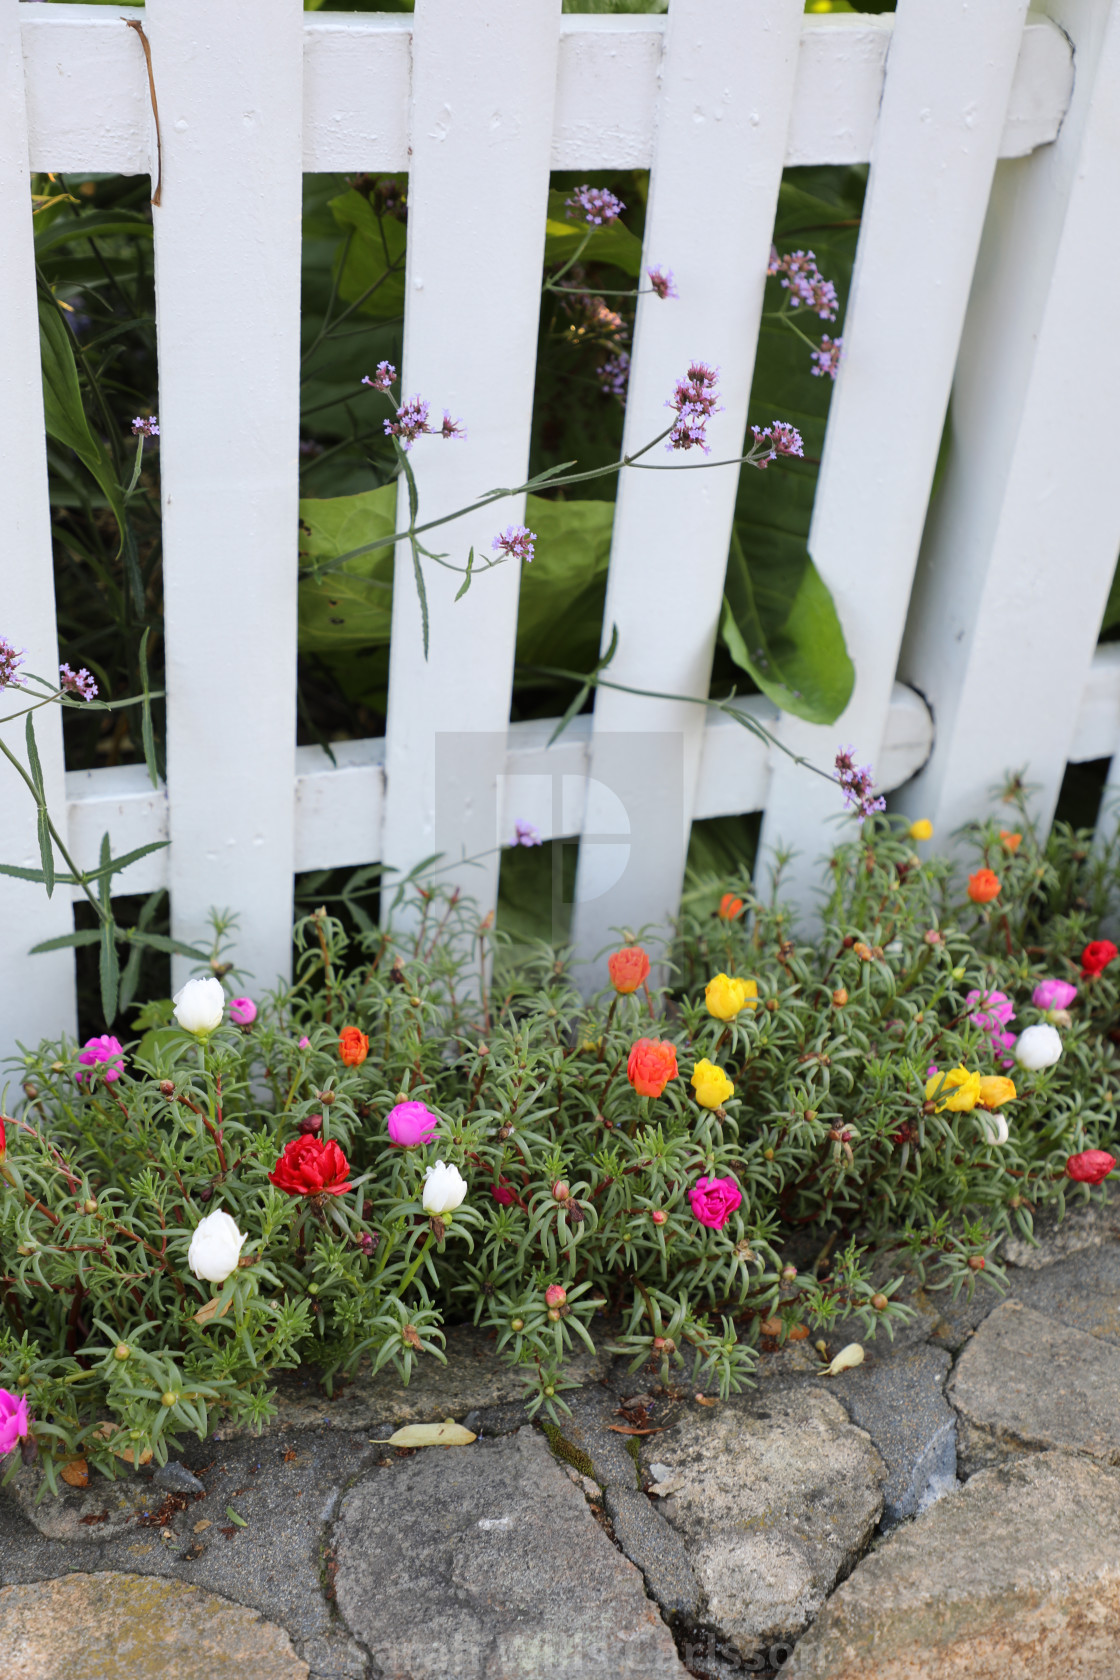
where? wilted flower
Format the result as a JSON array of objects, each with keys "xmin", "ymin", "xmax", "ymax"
[
  {"xmin": 691, "ymin": 1059, "xmax": 734, "ymax": 1110},
  {"xmin": 566, "ymin": 184, "xmax": 625, "ymax": 225},
  {"xmin": 387, "ymin": 1100, "xmax": 438, "ymax": 1148},
  {"xmin": 1032, "ymin": 978, "xmax": 1077, "ymax": 1012},
  {"xmin": 338, "ymin": 1026, "xmax": 369, "ymax": 1067},
  {"xmin": 626, "ymin": 1038, "xmax": 678, "ymax": 1099},
  {"xmin": 833, "ymin": 749, "xmax": 886, "ymax": 822},
  {"xmin": 1015, "ymin": 1023, "xmax": 1063, "ymax": 1070},
  {"xmin": 925, "ymin": 1065, "xmax": 982, "ymax": 1112},
  {"xmin": 268, "ymin": 1135, "xmax": 352, "ymax": 1197},
  {"xmin": 1067, "ymin": 1149, "xmax": 1116, "ymax": 1184},
  {"xmin": 608, "ymin": 947, "xmax": 651, "ymax": 996},
  {"xmin": 705, "ymin": 973, "xmax": 758, "ymax": 1021},
  {"xmin": 59, "ymin": 664, "xmax": 98, "ymax": 701},
  {"xmin": 422, "ymin": 1160, "xmax": 467, "ymax": 1216},
  {"xmin": 0, "ymin": 637, "xmax": 26, "ymax": 691},
  {"xmin": 492, "ymin": 525, "xmax": 536, "ymax": 564},
  {"xmin": 76, "ymin": 1034, "xmax": 125, "ymax": 1085},
  {"xmin": 172, "ymin": 976, "xmax": 225, "ymax": 1036},
  {"xmin": 187, "ymin": 1208, "xmax": 246, "ymax": 1284},
  {"xmin": 1081, "ymin": 940, "xmax": 1118, "ymax": 978},
  {"xmin": 688, "ymin": 1175, "xmax": 742, "ymax": 1230},
  {"xmin": 0, "ymin": 1390, "xmax": 31, "ymax": 1456},
  {"xmin": 968, "ymin": 869, "xmax": 1001, "ymax": 905},
  {"xmin": 647, "ymin": 265, "xmax": 678, "ymax": 300},
  {"xmin": 229, "ymin": 996, "xmax": 257, "ymax": 1027},
  {"xmin": 976, "ymin": 1075, "xmax": 1016, "ymax": 1109}
]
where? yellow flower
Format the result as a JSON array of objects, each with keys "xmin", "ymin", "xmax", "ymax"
[
  {"xmin": 691, "ymin": 1059, "xmax": 734, "ymax": 1110},
  {"xmin": 705, "ymin": 974, "xmax": 758, "ymax": 1021},
  {"xmin": 977, "ymin": 1075, "xmax": 1016, "ymax": 1109},
  {"xmin": 909, "ymin": 819, "xmax": 933, "ymax": 842},
  {"xmin": 925, "ymin": 1065, "xmax": 982, "ymax": 1113}
]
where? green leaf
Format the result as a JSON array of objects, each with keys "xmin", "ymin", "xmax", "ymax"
[
  {"xmin": 36, "ymin": 809, "xmax": 55, "ymax": 900},
  {"xmin": 454, "ymin": 547, "xmax": 475, "ymax": 602},
  {"xmin": 225, "ymin": 1505, "xmax": 249, "ymax": 1527},
  {"xmin": 138, "ymin": 628, "xmax": 159, "ymax": 788},
  {"xmin": 82, "ymin": 840, "xmax": 170, "ymax": 884},
  {"xmin": 0, "ymin": 862, "xmax": 77, "ymax": 886},
  {"xmin": 721, "ymin": 526, "xmax": 853, "ymax": 725},
  {"xmin": 34, "ymin": 211, "xmax": 153, "ymax": 258},
  {"xmin": 298, "ymin": 484, "xmax": 397, "ymax": 653},
  {"xmin": 125, "ymin": 931, "xmax": 211, "ymax": 961},
  {"xmin": 38, "ymin": 296, "xmax": 127, "ymax": 546},
  {"xmin": 327, "ymin": 188, "xmax": 408, "ymax": 320},
  {"xmin": 99, "ymin": 918, "xmax": 120, "ymax": 1025},
  {"xmin": 543, "ymin": 189, "xmax": 644, "ymax": 277},
  {"xmin": 30, "ymin": 929, "xmax": 103, "ymax": 954},
  {"xmin": 24, "ymin": 712, "xmax": 45, "ymax": 798}
]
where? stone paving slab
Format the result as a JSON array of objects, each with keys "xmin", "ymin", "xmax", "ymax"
[
  {"xmin": 1004, "ymin": 1240, "xmax": 1120, "ymax": 1342},
  {"xmin": 784, "ymin": 1451, "xmax": 1120, "ymax": 1679},
  {"xmin": 0, "ymin": 1571, "xmax": 308, "ymax": 1680},
  {"xmin": 821, "ymin": 1342, "xmax": 956, "ymax": 1526},
  {"xmin": 948, "ymin": 1299, "xmax": 1120, "ymax": 1474},
  {"xmin": 333, "ymin": 1426, "xmax": 687, "ymax": 1679},
  {"xmin": 999, "ymin": 1181, "xmax": 1119, "ymax": 1269}
]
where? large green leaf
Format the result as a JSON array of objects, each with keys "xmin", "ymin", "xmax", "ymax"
[
  {"xmin": 542, "ymin": 188, "xmax": 644, "ymax": 277},
  {"xmin": 328, "ymin": 188, "xmax": 408, "ymax": 321},
  {"xmin": 722, "ymin": 527, "xmax": 853, "ymax": 724},
  {"xmin": 38, "ymin": 297, "xmax": 126, "ymax": 540},
  {"xmin": 298, "ymin": 484, "xmax": 397, "ymax": 653}
]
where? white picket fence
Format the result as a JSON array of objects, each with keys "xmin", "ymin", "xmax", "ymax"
[{"xmin": 4, "ymin": 0, "xmax": 1120, "ymax": 1065}]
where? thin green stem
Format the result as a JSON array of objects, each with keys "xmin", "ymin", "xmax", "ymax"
[{"xmin": 397, "ymin": 1231, "xmax": 434, "ymax": 1296}]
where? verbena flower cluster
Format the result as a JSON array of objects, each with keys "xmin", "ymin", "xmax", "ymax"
[
  {"xmin": 0, "ymin": 637, "xmax": 26, "ymax": 692},
  {"xmin": 667, "ymin": 361, "xmax": 723, "ymax": 452},
  {"xmin": 768, "ymin": 247, "xmax": 838, "ymax": 320},
  {"xmin": 2, "ymin": 809, "xmax": 1118, "ymax": 1490},
  {"xmin": 566, "ymin": 184, "xmax": 625, "ymax": 226}
]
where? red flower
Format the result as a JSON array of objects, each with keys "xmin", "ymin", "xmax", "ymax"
[
  {"xmin": 1081, "ymin": 940, "xmax": 1118, "ymax": 978},
  {"xmin": 1066, "ymin": 1149, "xmax": 1116, "ymax": 1184},
  {"xmin": 718, "ymin": 893, "xmax": 744, "ymax": 921},
  {"xmin": 608, "ymin": 947, "xmax": 651, "ymax": 996},
  {"xmin": 627, "ymin": 1038, "xmax": 678, "ymax": 1099},
  {"xmin": 967, "ymin": 869, "xmax": 1001, "ymax": 905},
  {"xmin": 268, "ymin": 1135, "xmax": 352, "ymax": 1197},
  {"xmin": 338, "ymin": 1026, "xmax": 369, "ymax": 1067},
  {"xmin": 491, "ymin": 1182, "xmax": 517, "ymax": 1206}
]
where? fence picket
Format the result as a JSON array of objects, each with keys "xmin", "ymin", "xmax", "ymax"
[
  {"xmin": 144, "ymin": 0, "xmax": 304, "ymax": 993},
  {"xmin": 569, "ymin": 0, "xmax": 805, "ymax": 982},
  {"xmin": 755, "ymin": 0, "xmax": 1030, "ymax": 920},
  {"xmin": 895, "ymin": 0, "xmax": 1120, "ymax": 853},
  {"xmin": 378, "ymin": 0, "xmax": 562, "ymax": 931},
  {"xmin": 0, "ymin": 0, "xmax": 76, "ymax": 1072}
]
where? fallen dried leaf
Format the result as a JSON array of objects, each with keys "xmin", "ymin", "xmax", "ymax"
[
  {"xmin": 282, "ymin": 1448, "xmax": 299, "ymax": 1464},
  {"xmin": 822, "ymin": 1343, "xmax": 865, "ymax": 1377},
  {"xmin": 193, "ymin": 1294, "xmax": 232, "ymax": 1326},
  {"xmin": 193, "ymin": 1519, "xmax": 211, "ymax": 1533},
  {"xmin": 61, "ymin": 1458, "xmax": 89, "ymax": 1488},
  {"xmin": 693, "ymin": 1393, "xmax": 718, "ymax": 1407},
  {"xmin": 218, "ymin": 1525, "xmax": 237, "ymax": 1538},
  {"xmin": 369, "ymin": 1419, "xmax": 476, "ymax": 1448},
  {"xmin": 607, "ymin": 1424, "xmax": 665, "ymax": 1436},
  {"xmin": 78, "ymin": 1511, "xmax": 109, "ymax": 1526}
]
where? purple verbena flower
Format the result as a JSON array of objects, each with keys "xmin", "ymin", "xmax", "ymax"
[
  {"xmin": 361, "ymin": 361, "xmax": 397, "ymax": 393},
  {"xmin": 0, "ymin": 637, "xmax": 26, "ymax": 692},
  {"xmin": 566, "ymin": 185, "xmax": 625, "ymax": 226},
  {"xmin": 750, "ymin": 422, "xmax": 803, "ymax": 468},
  {"xmin": 666, "ymin": 362, "xmax": 722, "ymax": 453},
  {"xmin": 59, "ymin": 664, "xmax": 98, "ymax": 702},
  {"xmin": 492, "ymin": 526, "xmax": 536, "ymax": 565},
  {"xmin": 647, "ymin": 266, "xmax": 678, "ymax": 301},
  {"xmin": 810, "ymin": 335, "xmax": 843, "ymax": 380},
  {"xmin": 384, "ymin": 396, "xmax": 431, "ymax": 450},
  {"xmin": 514, "ymin": 820, "xmax": 542, "ymax": 847},
  {"xmin": 440, "ymin": 411, "xmax": 466, "ymax": 440},
  {"xmin": 131, "ymin": 415, "xmax": 159, "ymax": 437},
  {"xmin": 833, "ymin": 748, "xmax": 886, "ymax": 823},
  {"xmin": 597, "ymin": 350, "xmax": 630, "ymax": 399}
]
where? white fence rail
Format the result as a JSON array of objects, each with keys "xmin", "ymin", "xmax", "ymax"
[{"xmin": 3, "ymin": 0, "xmax": 1120, "ymax": 1060}]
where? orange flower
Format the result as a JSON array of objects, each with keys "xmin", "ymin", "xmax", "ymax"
[
  {"xmin": 968, "ymin": 869, "xmax": 1001, "ymax": 905},
  {"xmin": 627, "ymin": 1038, "xmax": 678, "ymax": 1099},
  {"xmin": 718, "ymin": 893, "xmax": 744, "ymax": 921},
  {"xmin": 338, "ymin": 1026, "xmax": 369, "ymax": 1067},
  {"xmin": 608, "ymin": 946, "xmax": 651, "ymax": 996},
  {"xmin": 999, "ymin": 831, "xmax": 1022, "ymax": 854}
]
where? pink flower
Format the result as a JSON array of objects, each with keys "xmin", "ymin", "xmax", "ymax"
[
  {"xmin": 298, "ymin": 1036, "xmax": 310, "ymax": 1050},
  {"xmin": 965, "ymin": 989, "xmax": 1015, "ymax": 1034},
  {"xmin": 230, "ymin": 996, "xmax": 257, "ymax": 1026},
  {"xmin": 386, "ymin": 1100, "xmax": 438, "ymax": 1148},
  {"xmin": 0, "ymin": 1389, "xmax": 30, "ymax": 1455},
  {"xmin": 1033, "ymin": 979, "xmax": 1077, "ymax": 1011},
  {"xmin": 76, "ymin": 1035, "xmax": 125, "ymax": 1085},
  {"xmin": 688, "ymin": 1175, "xmax": 742, "ymax": 1231}
]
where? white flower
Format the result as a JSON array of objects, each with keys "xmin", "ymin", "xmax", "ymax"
[
  {"xmin": 1014, "ymin": 1022, "xmax": 1063, "ymax": 1071},
  {"xmin": 977, "ymin": 1111, "xmax": 1010, "ymax": 1146},
  {"xmin": 173, "ymin": 976, "xmax": 226, "ymax": 1035},
  {"xmin": 422, "ymin": 1161, "xmax": 467, "ymax": 1216},
  {"xmin": 187, "ymin": 1208, "xmax": 246, "ymax": 1283}
]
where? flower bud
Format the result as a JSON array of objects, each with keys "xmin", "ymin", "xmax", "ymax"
[
  {"xmin": 84, "ymin": 1199, "xmax": 98, "ymax": 1215},
  {"xmin": 161, "ymin": 1392, "xmax": 179, "ymax": 1407},
  {"xmin": 297, "ymin": 1113, "xmax": 324, "ymax": 1136},
  {"xmin": 510, "ymin": 1318, "xmax": 524, "ymax": 1332},
  {"xmin": 114, "ymin": 1344, "xmax": 131, "ymax": 1360},
  {"xmin": 187, "ymin": 1208, "xmax": 247, "ymax": 1284},
  {"xmin": 548, "ymin": 1308, "xmax": 561, "ymax": 1322},
  {"xmin": 651, "ymin": 1209, "xmax": 667, "ymax": 1225},
  {"xmin": 1015, "ymin": 1023, "xmax": 1063, "ymax": 1071},
  {"xmin": 831, "ymin": 988, "xmax": 848, "ymax": 1007},
  {"xmin": 871, "ymin": 1294, "xmax": 889, "ymax": 1311},
  {"xmin": 422, "ymin": 1161, "xmax": 467, "ymax": 1217},
  {"xmin": 763, "ymin": 1148, "xmax": 775, "ymax": 1161},
  {"xmin": 552, "ymin": 1180, "xmax": 570, "ymax": 1202},
  {"xmin": 545, "ymin": 1284, "xmax": 567, "ymax": 1308},
  {"xmin": 781, "ymin": 1264, "xmax": 797, "ymax": 1282},
  {"xmin": 651, "ymin": 1336, "xmax": 675, "ymax": 1353},
  {"xmin": 968, "ymin": 1255, "xmax": 986, "ymax": 1271},
  {"xmin": 318, "ymin": 1090, "xmax": 336, "ymax": 1106},
  {"xmin": 172, "ymin": 976, "xmax": 225, "ymax": 1036},
  {"xmin": 159, "ymin": 1080, "xmax": 175, "ymax": 1098}
]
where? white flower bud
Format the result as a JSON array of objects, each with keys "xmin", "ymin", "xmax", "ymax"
[
  {"xmin": 1014, "ymin": 1022, "xmax": 1062, "ymax": 1071},
  {"xmin": 187, "ymin": 1208, "xmax": 246, "ymax": 1283},
  {"xmin": 977, "ymin": 1111, "xmax": 1009, "ymax": 1146},
  {"xmin": 422, "ymin": 1160, "xmax": 467, "ymax": 1217},
  {"xmin": 173, "ymin": 976, "xmax": 226, "ymax": 1036}
]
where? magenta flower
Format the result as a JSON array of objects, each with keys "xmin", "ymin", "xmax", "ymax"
[
  {"xmin": 386, "ymin": 1100, "xmax": 439, "ymax": 1148},
  {"xmin": 59, "ymin": 664, "xmax": 98, "ymax": 701},
  {"xmin": 566, "ymin": 184, "xmax": 625, "ymax": 226},
  {"xmin": 688, "ymin": 1175, "xmax": 742, "ymax": 1231},
  {"xmin": 810, "ymin": 335, "xmax": 843, "ymax": 380},
  {"xmin": 298, "ymin": 1036, "xmax": 311, "ymax": 1050},
  {"xmin": 131, "ymin": 414, "xmax": 159, "ymax": 437},
  {"xmin": 833, "ymin": 749, "xmax": 886, "ymax": 823},
  {"xmin": 647, "ymin": 266, "xmax": 678, "ymax": 300},
  {"xmin": 0, "ymin": 637, "xmax": 26, "ymax": 692},
  {"xmin": 492, "ymin": 1182, "xmax": 517, "ymax": 1206},
  {"xmin": 0, "ymin": 1390, "xmax": 30, "ymax": 1455},
  {"xmin": 492, "ymin": 526, "xmax": 536, "ymax": 564},
  {"xmin": 1033, "ymin": 979, "xmax": 1077, "ymax": 1011},
  {"xmin": 965, "ymin": 990, "xmax": 1015, "ymax": 1034},
  {"xmin": 76, "ymin": 1035, "xmax": 125, "ymax": 1085},
  {"xmin": 361, "ymin": 361, "xmax": 396, "ymax": 393},
  {"xmin": 230, "ymin": 996, "xmax": 257, "ymax": 1027}
]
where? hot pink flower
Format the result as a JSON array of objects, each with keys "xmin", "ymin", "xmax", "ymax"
[
  {"xmin": 491, "ymin": 1182, "xmax": 517, "ymax": 1206},
  {"xmin": 0, "ymin": 1389, "xmax": 30, "ymax": 1455},
  {"xmin": 1032, "ymin": 979, "xmax": 1077, "ymax": 1011},
  {"xmin": 386, "ymin": 1100, "xmax": 438, "ymax": 1148},
  {"xmin": 688, "ymin": 1175, "xmax": 742, "ymax": 1231},
  {"xmin": 230, "ymin": 996, "xmax": 257, "ymax": 1026},
  {"xmin": 76, "ymin": 1035, "xmax": 125, "ymax": 1085},
  {"xmin": 298, "ymin": 1036, "xmax": 310, "ymax": 1049},
  {"xmin": 965, "ymin": 990, "xmax": 1015, "ymax": 1033}
]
